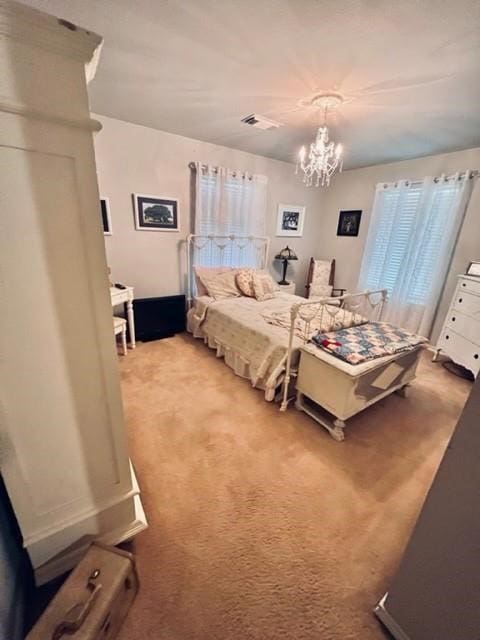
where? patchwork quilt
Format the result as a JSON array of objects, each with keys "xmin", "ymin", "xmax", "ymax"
[{"xmin": 311, "ymin": 322, "xmax": 428, "ymax": 365}]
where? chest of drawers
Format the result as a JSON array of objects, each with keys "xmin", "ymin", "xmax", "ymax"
[{"xmin": 436, "ymin": 275, "xmax": 480, "ymax": 377}]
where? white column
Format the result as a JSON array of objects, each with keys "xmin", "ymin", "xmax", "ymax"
[{"xmin": 0, "ymin": 0, "xmax": 146, "ymax": 584}]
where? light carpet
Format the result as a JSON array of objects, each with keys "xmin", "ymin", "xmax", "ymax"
[{"xmin": 117, "ymin": 334, "xmax": 470, "ymax": 640}]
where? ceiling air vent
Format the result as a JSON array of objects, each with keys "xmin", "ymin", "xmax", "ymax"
[{"xmin": 241, "ymin": 114, "xmax": 283, "ymax": 130}]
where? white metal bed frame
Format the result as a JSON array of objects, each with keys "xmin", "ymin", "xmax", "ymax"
[
  {"xmin": 185, "ymin": 240, "xmax": 422, "ymax": 439},
  {"xmin": 280, "ymin": 289, "xmax": 388, "ymax": 410},
  {"xmin": 186, "ymin": 233, "xmax": 270, "ymax": 307}
]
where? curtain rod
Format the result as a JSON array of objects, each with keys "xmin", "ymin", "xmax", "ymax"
[
  {"xmin": 433, "ymin": 169, "xmax": 479, "ymax": 182},
  {"xmin": 382, "ymin": 169, "xmax": 479, "ymax": 189},
  {"xmin": 188, "ymin": 161, "xmax": 258, "ymax": 181},
  {"xmin": 189, "ymin": 161, "xmax": 247, "ymax": 174}
]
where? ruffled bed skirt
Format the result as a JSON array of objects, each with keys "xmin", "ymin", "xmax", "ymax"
[{"xmin": 187, "ymin": 307, "xmax": 280, "ymax": 401}]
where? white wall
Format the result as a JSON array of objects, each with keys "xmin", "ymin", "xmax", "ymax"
[
  {"xmin": 94, "ymin": 115, "xmax": 479, "ymax": 342},
  {"xmin": 318, "ymin": 147, "xmax": 480, "ymax": 341},
  {"xmin": 94, "ymin": 114, "xmax": 324, "ymax": 298}
]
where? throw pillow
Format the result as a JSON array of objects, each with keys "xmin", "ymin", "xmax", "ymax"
[
  {"xmin": 235, "ymin": 269, "xmax": 256, "ymax": 297},
  {"xmin": 194, "ymin": 266, "xmax": 233, "ymax": 296},
  {"xmin": 252, "ymin": 272, "xmax": 276, "ymax": 301},
  {"xmin": 200, "ymin": 269, "xmax": 241, "ymax": 300}
]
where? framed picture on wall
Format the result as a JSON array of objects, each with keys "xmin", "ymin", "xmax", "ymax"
[
  {"xmin": 100, "ymin": 198, "xmax": 112, "ymax": 235},
  {"xmin": 276, "ymin": 204, "xmax": 305, "ymax": 237},
  {"xmin": 337, "ymin": 210, "xmax": 362, "ymax": 237},
  {"xmin": 133, "ymin": 194, "xmax": 179, "ymax": 232}
]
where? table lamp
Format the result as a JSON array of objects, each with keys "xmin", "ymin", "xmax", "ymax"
[{"xmin": 275, "ymin": 246, "xmax": 298, "ymax": 285}]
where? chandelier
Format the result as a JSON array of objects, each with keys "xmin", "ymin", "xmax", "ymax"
[{"xmin": 296, "ymin": 93, "xmax": 344, "ymax": 187}]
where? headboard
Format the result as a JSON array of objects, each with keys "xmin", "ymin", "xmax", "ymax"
[{"xmin": 186, "ymin": 234, "xmax": 270, "ymax": 305}]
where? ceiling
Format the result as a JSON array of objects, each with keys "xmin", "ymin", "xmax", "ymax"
[{"xmin": 22, "ymin": 0, "xmax": 480, "ymax": 169}]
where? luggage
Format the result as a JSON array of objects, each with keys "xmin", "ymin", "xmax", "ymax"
[{"xmin": 27, "ymin": 543, "xmax": 139, "ymax": 640}]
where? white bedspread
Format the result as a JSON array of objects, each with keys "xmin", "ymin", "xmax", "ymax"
[{"xmin": 187, "ymin": 293, "xmax": 304, "ymax": 400}]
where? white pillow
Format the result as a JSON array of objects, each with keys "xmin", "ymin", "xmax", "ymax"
[
  {"xmin": 257, "ymin": 270, "xmax": 280, "ymax": 291},
  {"xmin": 194, "ymin": 266, "xmax": 233, "ymax": 296},
  {"xmin": 252, "ymin": 272, "xmax": 276, "ymax": 301},
  {"xmin": 199, "ymin": 269, "xmax": 241, "ymax": 300}
]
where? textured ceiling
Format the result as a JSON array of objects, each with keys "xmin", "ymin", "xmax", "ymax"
[{"xmin": 21, "ymin": 0, "xmax": 480, "ymax": 168}]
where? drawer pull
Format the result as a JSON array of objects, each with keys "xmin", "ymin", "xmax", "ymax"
[
  {"xmin": 462, "ymin": 283, "xmax": 466, "ymax": 287},
  {"xmin": 452, "ymin": 317, "xmax": 456, "ymax": 322},
  {"xmin": 458, "ymin": 298, "xmax": 463, "ymax": 303},
  {"xmin": 445, "ymin": 335, "xmax": 449, "ymax": 340},
  {"xmin": 475, "ymin": 354, "xmax": 479, "ymax": 360}
]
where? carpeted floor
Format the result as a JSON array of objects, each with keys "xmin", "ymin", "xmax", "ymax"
[{"xmin": 117, "ymin": 334, "xmax": 470, "ymax": 640}]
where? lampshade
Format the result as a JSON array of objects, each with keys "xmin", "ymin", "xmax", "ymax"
[{"xmin": 275, "ymin": 246, "xmax": 298, "ymax": 261}]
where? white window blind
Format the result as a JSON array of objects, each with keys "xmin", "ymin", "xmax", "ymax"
[
  {"xmin": 361, "ymin": 183, "xmax": 423, "ymax": 302},
  {"xmin": 358, "ymin": 174, "xmax": 474, "ymax": 335}
]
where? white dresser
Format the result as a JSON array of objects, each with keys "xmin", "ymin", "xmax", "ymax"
[{"xmin": 435, "ymin": 275, "xmax": 480, "ymax": 377}]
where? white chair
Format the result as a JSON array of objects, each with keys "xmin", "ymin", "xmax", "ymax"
[
  {"xmin": 305, "ymin": 258, "xmax": 346, "ymax": 299},
  {"xmin": 113, "ymin": 316, "xmax": 127, "ymax": 356}
]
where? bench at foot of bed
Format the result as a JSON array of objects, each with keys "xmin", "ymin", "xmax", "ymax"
[{"xmin": 294, "ymin": 344, "xmax": 423, "ymax": 440}]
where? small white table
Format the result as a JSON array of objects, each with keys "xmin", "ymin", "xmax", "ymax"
[
  {"xmin": 110, "ymin": 286, "xmax": 136, "ymax": 348},
  {"xmin": 278, "ymin": 282, "xmax": 296, "ymax": 294}
]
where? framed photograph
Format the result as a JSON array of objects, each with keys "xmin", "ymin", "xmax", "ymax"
[
  {"xmin": 100, "ymin": 198, "xmax": 112, "ymax": 235},
  {"xmin": 337, "ymin": 210, "xmax": 362, "ymax": 237},
  {"xmin": 466, "ymin": 260, "xmax": 480, "ymax": 277},
  {"xmin": 276, "ymin": 204, "xmax": 305, "ymax": 237},
  {"xmin": 133, "ymin": 194, "xmax": 179, "ymax": 232}
]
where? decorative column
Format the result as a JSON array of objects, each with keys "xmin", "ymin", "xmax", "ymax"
[{"xmin": 0, "ymin": 0, "xmax": 147, "ymax": 584}]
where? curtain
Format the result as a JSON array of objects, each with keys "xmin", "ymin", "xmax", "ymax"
[
  {"xmin": 193, "ymin": 162, "xmax": 267, "ymax": 267},
  {"xmin": 358, "ymin": 172, "xmax": 474, "ymax": 336}
]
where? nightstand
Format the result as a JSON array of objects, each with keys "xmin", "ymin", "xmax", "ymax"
[{"xmin": 278, "ymin": 282, "xmax": 296, "ymax": 294}]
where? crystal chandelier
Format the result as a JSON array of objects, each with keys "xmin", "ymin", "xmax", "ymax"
[{"xmin": 296, "ymin": 93, "xmax": 344, "ymax": 187}]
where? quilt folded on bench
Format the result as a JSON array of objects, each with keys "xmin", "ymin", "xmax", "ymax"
[{"xmin": 311, "ymin": 321, "xmax": 428, "ymax": 365}]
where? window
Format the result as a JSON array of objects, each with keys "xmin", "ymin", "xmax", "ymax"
[
  {"xmin": 358, "ymin": 174, "xmax": 473, "ymax": 335},
  {"xmin": 360, "ymin": 180, "xmax": 464, "ymax": 304},
  {"xmin": 194, "ymin": 164, "xmax": 267, "ymax": 268}
]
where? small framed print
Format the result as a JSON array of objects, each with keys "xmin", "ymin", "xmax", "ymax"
[
  {"xmin": 133, "ymin": 194, "xmax": 179, "ymax": 232},
  {"xmin": 100, "ymin": 198, "xmax": 112, "ymax": 235},
  {"xmin": 337, "ymin": 210, "xmax": 362, "ymax": 237},
  {"xmin": 466, "ymin": 261, "xmax": 480, "ymax": 277},
  {"xmin": 276, "ymin": 204, "xmax": 305, "ymax": 237}
]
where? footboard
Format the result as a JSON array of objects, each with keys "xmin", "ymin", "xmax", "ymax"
[{"xmin": 280, "ymin": 289, "xmax": 388, "ymax": 411}]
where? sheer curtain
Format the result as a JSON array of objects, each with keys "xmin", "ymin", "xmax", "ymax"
[
  {"xmin": 358, "ymin": 172, "xmax": 474, "ymax": 336},
  {"xmin": 193, "ymin": 162, "xmax": 267, "ymax": 267}
]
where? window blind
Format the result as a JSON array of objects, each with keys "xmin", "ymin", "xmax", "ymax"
[{"xmin": 361, "ymin": 180, "xmax": 462, "ymax": 305}]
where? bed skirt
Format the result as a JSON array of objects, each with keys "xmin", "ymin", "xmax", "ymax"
[{"xmin": 187, "ymin": 309, "xmax": 281, "ymax": 401}]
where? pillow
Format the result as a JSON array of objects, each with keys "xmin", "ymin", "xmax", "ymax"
[
  {"xmin": 252, "ymin": 272, "xmax": 276, "ymax": 301},
  {"xmin": 256, "ymin": 270, "xmax": 280, "ymax": 291},
  {"xmin": 199, "ymin": 269, "xmax": 241, "ymax": 300},
  {"xmin": 235, "ymin": 269, "xmax": 256, "ymax": 297},
  {"xmin": 194, "ymin": 266, "xmax": 232, "ymax": 296}
]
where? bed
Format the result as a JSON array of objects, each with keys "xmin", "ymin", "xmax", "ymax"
[
  {"xmin": 186, "ymin": 234, "xmax": 428, "ymax": 439},
  {"xmin": 188, "ymin": 291, "xmax": 306, "ymax": 400}
]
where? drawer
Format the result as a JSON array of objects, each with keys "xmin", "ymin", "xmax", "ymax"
[
  {"xmin": 457, "ymin": 278, "xmax": 480, "ymax": 297},
  {"xmin": 452, "ymin": 290, "xmax": 480, "ymax": 320},
  {"xmin": 437, "ymin": 328, "xmax": 480, "ymax": 376},
  {"xmin": 444, "ymin": 311, "xmax": 480, "ymax": 347}
]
